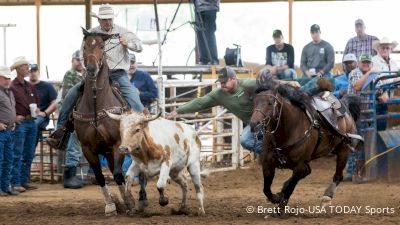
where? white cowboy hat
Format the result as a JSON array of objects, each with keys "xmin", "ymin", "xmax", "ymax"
[
  {"xmin": 10, "ymin": 56, "xmax": 30, "ymax": 71},
  {"xmin": 90, "ymin": 4, "xmax": 118, "ymax": 19},
  {"xmin": 372, "ymin": 37, "xmax": 398, "ymax": 51},
  {"xmin": 0, "ymin": 66, "xmax": 12, "ymax": 79}
]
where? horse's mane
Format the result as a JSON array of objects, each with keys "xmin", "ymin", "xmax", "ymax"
[{"xmin": 256, "ymin": 77, "xmax": 311, "ymax": 112}]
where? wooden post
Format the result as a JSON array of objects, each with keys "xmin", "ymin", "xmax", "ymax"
[
  {"xmin": 85, "ymin": 0, "xmax": 92, "ymax": 30},
  {"xmin": 35, "ymin": 0, "xmax": 41, "ymax": 66},
  {"xmin": 288, "ymin": 0, "xmax": 293, "ymax": 44}
]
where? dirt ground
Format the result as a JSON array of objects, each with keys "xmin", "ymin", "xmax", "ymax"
[{"xmin": 1, "ymin": 157, "xmax": 399, "ymax": 225}]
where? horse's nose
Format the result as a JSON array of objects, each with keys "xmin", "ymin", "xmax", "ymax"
[
  {"xmin": 119, "ymin": 146, "xmax": 129, "ymax": 155},
  {"xmin": 86, "ymin": 64, "xmax": 96, "ymax": 73}
]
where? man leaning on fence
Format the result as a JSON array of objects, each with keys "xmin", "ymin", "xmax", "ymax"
[{"xmin": 0, "ymin": 66, "xmax": 19, "ymax": 196}]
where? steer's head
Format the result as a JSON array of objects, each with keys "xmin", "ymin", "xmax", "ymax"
[{"xmin": 106, "ymin": 110, "xmax": 161, "ymax": 154}]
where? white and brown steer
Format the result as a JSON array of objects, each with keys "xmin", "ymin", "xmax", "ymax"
[{"xmin": 107, "ymin": 110, "xmax": 205, "ymax": 214}]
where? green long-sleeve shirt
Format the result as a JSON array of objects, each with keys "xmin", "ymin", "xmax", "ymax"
[{"xmin": 176, "ymin": 79, "xmax": 257, "ymax": 124}]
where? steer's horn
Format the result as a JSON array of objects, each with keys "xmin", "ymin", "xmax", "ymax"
[
  {"xmin": 144, "ymin": 110, "xmax": 162, "ymax": 122},
  {"xmin": 106, "ymin": 111, "xmax": 122, "ymax": 121}
]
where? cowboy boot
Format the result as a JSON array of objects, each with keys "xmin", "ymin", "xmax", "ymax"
[
  {"xmin": 46, "ymin": 120, "xmax": 74, "ymax": 150},
  {"xmin": 63, "ymin": 166, "xmax": 83, "ymax": 189}
]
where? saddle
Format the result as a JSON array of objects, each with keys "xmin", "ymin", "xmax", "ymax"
[{"xmin": 311, "ymin": 91, "xmax": 346, "ymax": 134}]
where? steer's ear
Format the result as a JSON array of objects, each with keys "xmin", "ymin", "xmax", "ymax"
[{"xmin": 106, "ymin": 111, "xmax": 122, "ymax": 121}]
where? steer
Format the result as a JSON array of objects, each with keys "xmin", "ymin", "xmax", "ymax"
[{"xmin": 107, "ymin": 110, "xmax": 205, "ymax": 214}]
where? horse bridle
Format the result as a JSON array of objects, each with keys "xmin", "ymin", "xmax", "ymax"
[{"xmin": 253, "ymin": 93, "xmax": 283, "ymax": 134}]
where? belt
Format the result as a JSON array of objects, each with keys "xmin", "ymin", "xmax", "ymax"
[{"xmin": 23, "ymin": 115, "xmax": 36, "ymax": 121}]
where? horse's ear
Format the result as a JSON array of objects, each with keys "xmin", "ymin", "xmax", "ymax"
[
  {"xmin": 106, "ymin": 111, "xmax": 122, "ymax": 121},
  {"xmin": 81, "ymin": 27, "xmax": 90, "ymax": 37}
]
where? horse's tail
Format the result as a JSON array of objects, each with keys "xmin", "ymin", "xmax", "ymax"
[{"xmin": 341, "ymin": 94, "xmax": 361, "ymax": 122}]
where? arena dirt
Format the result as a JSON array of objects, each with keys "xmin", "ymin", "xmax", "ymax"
[{"xmin": 1, "ymin": 157, "xmax": 399, "ymax": 225}]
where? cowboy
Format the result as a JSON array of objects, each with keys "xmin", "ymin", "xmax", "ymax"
[
  {"xmin": 47, "ymin": 4, "xmax": 144, "ymax": 148},
  {"xmin": 0, "ymin": 66, "xmax": 19, "ymax": 196},
  {"xmin": 168, "ymin": 66, "xmax": 300, "ymax": 155},
  {"xmin": 372, "ymin": 37, "xmax": 399, "ymax": 74},
  {"xmin": 344, "ymin": 19, "xmax": 379, "ymax": 59},
  {"xmin": 333, "ymin": 53, "xmax": 357, "ymax": 98},
  {"xmin": 29, "ymin": 64, "xmax": 57, "ymax": 147},
  {"xmin": 10, "ymin": 56, "xmax": 40, "ymax": 192},
  {"xmin": 265, "ymin": 29, "xmax": 296, "ymax": 80}
]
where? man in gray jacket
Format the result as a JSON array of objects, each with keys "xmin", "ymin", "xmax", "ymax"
[
  {"xmin": 194, "ymin": 0, "xmax": 220, "ymax": 65},
  {"xmin": 300, "ymin": 24, "xmax": 335, "ymax": 78}
]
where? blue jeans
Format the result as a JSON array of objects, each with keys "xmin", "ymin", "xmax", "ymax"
[
  {"xmin": 64, "ymin": 131, "xmax": 82, "ymax": 167},
  {"xmin": 240, "ymin": 125, "xmax": 263, "ymax": 155},
  {"xmin": 11, "ymin": 120, "xmax": 38, "ymax": 186},
  {"xmin": 57, "ymin": 70, "xmax": 144, "ymax": 129},
  {"xmin": 0, "ymin": 130, "xmax": 14, "ymax": 191},
  {"xmin": 196, "ymin": 10, "xmax": 218, "ymax": 63},
  {"xmin": 300, "ymin": 73, "xmax": 333, "ymax": 96},
  {"xmin": 34, "ymin": 116, "xmax": 50, "ymax": 146},
  {"xmin": 277, "ymin": 69, "xmax": 297, "ymax": 80}
]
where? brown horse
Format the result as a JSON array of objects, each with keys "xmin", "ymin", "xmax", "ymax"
[
  {"xmin": 250, "ymin": 79, "xmax": 360, "ymax": 218},
  {"xmin": 73, "ymin": 29, "xmax": 139, "ymax": 216}
]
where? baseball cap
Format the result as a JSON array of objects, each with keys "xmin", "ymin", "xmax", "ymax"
[
  {"xmin": 272, "ymin": 29, "xmax": 283, "ymax": 38},
  {"xmin": 310, "ymin": 24, "xmax": 320, "ymax": 33},
  {"xmin": 355, "ymin": 19, "xmax": 364, "ymax": 26},
  {"xmin": 72, "ymin": 50, "xmax": 80, "ymax": 59},
  {"xmin": 359, "ymin": 53, "xmax": 372, "ymax": 62},
  {"xmin": 343, "ymin": 53, "xmax": 357, "ymax": 62},
  {"xmin": 29, "ymin": 64, "xmax": 39, "ymax": 72},
  {"xmin": 216, "ymin": 66, "xmax": 236, "ymax": 83},
  {"xmin": 129, "ymin": 53, "xmax": 136, "ymax": 62}
]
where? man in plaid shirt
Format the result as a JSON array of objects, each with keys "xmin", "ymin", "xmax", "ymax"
[{"xmin": 344, "ymin": 19, "xmax": 378, "ymax": 59}]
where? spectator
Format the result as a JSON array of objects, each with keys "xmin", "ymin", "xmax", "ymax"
[
  {"xmin": 9, "ymin": 56, "xmax": 39, "ymax": 192},
  {"xmin": 60, "ymin": 50, "xmax": 85, "ymax": 189},
  {"xmin": 346, "ymin": 53, "xmax": 374, "ymax": 181},
  {"xmin": 0, "ymin": 66, "xmax": 19, "ymax": 196},
  {"xmin": 300, "ymin": 24, "xmax": 335, "ymax": 78},
  {"xmin": 29, "ymin": 64, "xmax": 57, "ymax": 147},
  {"xmin": 333, "ymin": 53, "xmax": 357, "ymax": 98},
  {"xmin": 344, "ymin": 19, "xmax": 379, "ymax": 59},
  {"xmin": 47, "ymin": 3, "xmax": 144, "ymax": 149},
  {"xmin": 265, "ymin": 29, "xmax": 296, "ymax": 80},
  {"xmin": 128, "ymin": 53, "xmax": 157, "ymax": 109},
  {"xmin": 194, "ymin": 0, "xmax": 220, "ymax": 65},
  {"xmin": 371, "ymin": 37, "xmax": 399, "ymax": 74}
]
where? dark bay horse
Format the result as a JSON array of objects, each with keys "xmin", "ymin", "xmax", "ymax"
[
  {"xmin": 250, "ymin": 79, "xmax": 360, "ymax": 217},
  {"xmin": 73, "ymin": 29, "xmax": 146, "ymax": 216}
]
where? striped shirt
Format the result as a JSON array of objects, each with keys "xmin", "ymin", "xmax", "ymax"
[
  {"xmin": 344, "ymin": 35, "xmax": 379, "ymax": 59},
  {"xmin": 348, "ymin": 68, "xmax": 370, "ymax": 110},
  {"xmin": 82, "ymin": 24, "xmax": 142, "ymax": 71}
]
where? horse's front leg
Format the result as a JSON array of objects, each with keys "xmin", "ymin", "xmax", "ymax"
[
  {"xmin": 82, "ymin": 147, "xmax": 116, "ymax": 216},
  {"xmin": 262, "ymin": 152, "xmax": 277, "ymax": 203},
  {"xmin": 109, "ymin": 151, "xmax": 136, "ymax": 215},
  {"xmin": 157, "ymin": 161, "xmax": 171, "ymax": 206},
  {"xmin": 322, "ymin": 143, "xmax": 348, "ymax": 207}
]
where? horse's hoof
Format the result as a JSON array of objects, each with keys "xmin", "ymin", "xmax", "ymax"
[
  {"xmin": 126, "ymin": 208, "xmax": 136, "ymax": 216},
  {"xmin": 199, "ymin": 207, "xmax": 206, "ymax": 216},
  {"xmin": 139, "ymin": 200, "xmax": 149, "ymax": 209},
  {"xmin": 321, "ymin": 196, "xmax": 332, "ymax": 207},
  {"xmin": 159, "ymin": 196, "xmax": 169, "ymax": 207},
  {"xmin": 271, "ymin": 192, "xmax": 283, "ymax": 204},
  {"xmin": 171, "ymin": 206, "xmax": 189, "ymax": 215},
  {"xmin": 105, "ymin": 203, "xmax": 117, "ymax": 216}
]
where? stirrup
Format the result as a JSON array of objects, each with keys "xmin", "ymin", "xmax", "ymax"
[{"xmin": 46, "ymin": 127, "xmax": 71, "ymax": 150}]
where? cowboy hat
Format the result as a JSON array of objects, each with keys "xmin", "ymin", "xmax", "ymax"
[
  {"xmin": 0, "ymin": 66, "xmax": 12, "ymax": 79},
  {"xmin": 90, "ymin": 4, "xmax": 118, "ymax": 19},
  {"xmin": 10, "ymin": 56, "xmax": 30, "ymax": 71},
  {"xmin": 372, "ymin": 37, "xmax": 398, "ymax": 51}
]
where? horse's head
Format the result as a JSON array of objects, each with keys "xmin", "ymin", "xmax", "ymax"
[
  {"xmin": 81, "ymin": 28, "xmax": 111, "ymax": 78},
  {"xmin": 250, "ymin": 88, "xmax": 282, "ymax": 134},
  {"xmin": 106, "ymin": 110, "xmax": 161, "ymax": 155}
]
